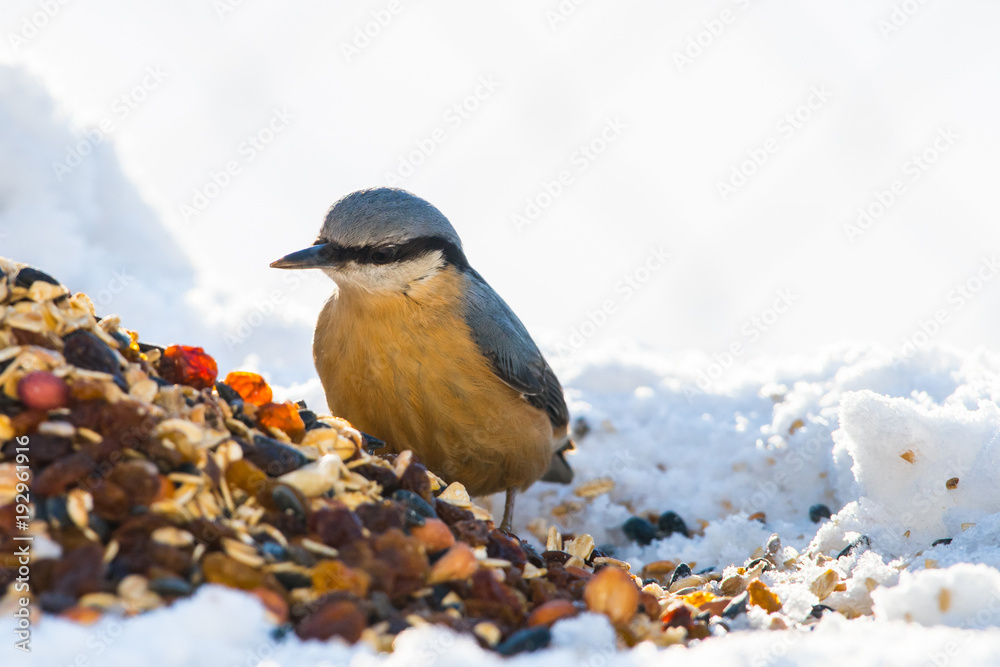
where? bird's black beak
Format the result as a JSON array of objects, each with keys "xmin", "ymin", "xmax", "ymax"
[{"xmin": 270, "ymin": 244, "xmax": 337, "ymax": 269}]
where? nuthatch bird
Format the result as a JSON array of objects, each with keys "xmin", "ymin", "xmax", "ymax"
[{"xmin": 270, "ymin": 187, "xmax": 573, "ymax": 530}]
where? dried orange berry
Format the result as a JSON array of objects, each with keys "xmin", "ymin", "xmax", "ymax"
[
  {"xmin": 747, "ymin": 578, "xmax": 782, "ymax": 613},
  {"xmin": 427, "ymin": 542, "xmax": 478, "ymax": 584},
  {"xmin": 411, "ymin": 518, "xmax": 455, "ymax": 553},
  {"xmin": 250, "ymin": 587, "xmax": 289, "ymax": 625},
  {"xmin": 313, "ymin": 560, "xmax": 372, "ymax": 597},
  {"xmin": 60, "ymin": 605, "xmax": 103, "ymax": 625},
  {"xmin": 584, "ymin": 565, "xmax": 640, "ymax": 627},
  {"xmin": 256, "ymin": 401, "xmax": 305, "ymax": 441},
  {"xmin": 296, "ymin": 600, "xmax": 365, "ymax": 643},
  {"xmin": 527, "ymin": 599, "xmax": 578, "ymax": 627},
  {"xmin": 202, "ymin": 552, "xmax": 267, "ymax": 590},
  {"xmin": 158, "ymin": 345, "xmax": 218, "ymax": 390},
  {"xmin": 660, "ymin": 601, "xmax": 694, "ymax": 630},
  {"xmin": 223, "ymin": 371, "xmax": 273, "ymax": 406}
]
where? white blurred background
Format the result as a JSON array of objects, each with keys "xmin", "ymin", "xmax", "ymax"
[{"xmin": 1, "ymin": 0, "xmax": 999, "ymax": 386}]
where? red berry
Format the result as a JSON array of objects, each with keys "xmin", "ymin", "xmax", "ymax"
[
  {"xmin": 17, "ymin": 371, "xmax": 70, "ymax": 410},
  {"xmin": 224, "ymin": 371, "xmax": 273, "ymax": 406},
  {"xmin": 158, "ymin": 345, "xmax": 218, "ymax": 390}
]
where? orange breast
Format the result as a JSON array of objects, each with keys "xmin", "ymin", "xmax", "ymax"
[{"xmin": 313, "ymin": 268, "xmax": 554, "ymax": 496}]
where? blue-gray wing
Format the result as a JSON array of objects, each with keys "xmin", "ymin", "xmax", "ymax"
[{"xmin": 462, "ymin": 270, "xmax": 569, "ymax": 430}]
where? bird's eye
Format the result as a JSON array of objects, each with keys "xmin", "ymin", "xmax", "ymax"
[{"xmin": 369, "ymin": 247, "xmax": 395, "ymax": 264}]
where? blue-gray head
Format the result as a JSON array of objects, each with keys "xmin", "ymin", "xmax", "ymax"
[{"xmin": 271, "ymin": 188, "xmax": 469, "ymax": 292}]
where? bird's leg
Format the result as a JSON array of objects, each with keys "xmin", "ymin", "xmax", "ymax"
[{"xmin": 500, "ymin": 488, "xmax": 516, "ymax": 532}]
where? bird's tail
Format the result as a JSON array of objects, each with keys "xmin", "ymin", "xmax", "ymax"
[{"xmin": 541, "ymin": 438, "xmax": 575, "ymax": 484}]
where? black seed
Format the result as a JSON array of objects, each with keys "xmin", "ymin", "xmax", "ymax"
[
  {"xmin": 586, "ymin": 548, "xmax": 608, "ymax": 566},
  {"xmin": 642, "ymin": 578, "xmax": 657, "ymax": 586},
  {"xmin": 45, "ymin": 496, "xmax": 70, "ymax": 529},
  {"xmin": 39, "ymin": 591, "xmax": 77, "ymax": 614},
  {"xmin": 361, "ymin": 432, "xmax": 385, "ymax": 453},
  {"xmin": 63, "ymin": 330, "xmax": 124, "ymax": 387},
  {"xmin": 542, "ymin": 550, "xmax": 570, "ymax": 565},
  {"xmin": 495, "ymin": 626, "xmax": 551, "ymax": 656},
  {"xmin": 572, "ymin": 416, "xmax": 591, "ymax": 440},
  {"xmin": 810, "ymin": 604, "xmax": 835, "ymax": 619},
  {"xmin": 109, "ymin": 329, "xmax": 132, "ymax": 353},
  {"xmin": 722, "ymin": 591, "xmax": 749, "ymax": 619},
  {"xmin": 286, "ymin": 543, "xmax": 317, "ymax": 568},
  {"xmin": 369, "ymin": 591, "xmax": 395, "ymax": 620},
  {"xmin": 260, "ymin": 541, "xmax": 288, "ymax": 561},
  {"xmin": 428, "ymin": 584, "xmax": 453, "ymax": 609},
  {"xmin": 272, "ymin": 485, "xmax": 307, "ymax": 518},
  {"xmin": 809, "ymin": 503, "xmax": 832, "ymax": 523},
  {"xmin": 746, "ymin": 558, "xmax": 773, "ymax": 572},
  {"xmin": 236, "ymin": 412, "xmax": 256, "ymax": 429},
  {"xmin": 88, "ymin": 515, "xmax": 111, "ymax": 542},
  {"xmin": 299, "ymin": 409, "xmax": 331, "ymax": 431},
  {"xmin": 241, "ymin": 435, "xmax": 310, "ymax": 476},
  {"xmin": 668, "ymin": 563, "xmax": 692, "ymax": 587},
  {"xmin": 15, "ymin": 267, "xmax": 60, "ymax": 288},
  {"xmin": 392, "ymin": 489, "xmax": 437, "ymax": 519},
  {"xmin": 696, "ymin": 566, "xmax": 716, "ymax": 575},
  {"xmin": 623, "ymin": 516, "xmax": 657, "ymax": 546},
  {"xmin": 270, "ymin": 623, "xmax": 295, "ymax": 642},
  {"xmin": 176, "ymin": 462, "xmax": 201, "ymax": 476},
  {"xmin": 837, "ymin": 535, "xmax": 871, "ymax": 559},
  {"xmin": 521, "ymin": 541, "xmax": 545, "ymax": 568},
  {"xmin": 403, "ymin": 507, "xmax": 426, "ymax": 528},
  {"xmin": 215, "ymin": 381, "xmax": 241, "ymax": 405},
  {"xmin": 274, "ymin": 570, "xmax": 313, "ymax": 590},
  {"xmin": 931, "ymin": 538, "xmax": 953, "ymax": 547},
  {"xmin": 138, "ymin": 341, "xmax": 165, "ymax": 354},
  {"xmin": 148, "ymin": 576, "xmax": 194, "ymax": 597},
  {"xmin": 657, "ymin": 510, "xmax": 690, "ymax": 538}
]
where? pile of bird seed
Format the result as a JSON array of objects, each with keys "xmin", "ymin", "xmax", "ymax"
[{"xmin": 0, "ymin": 256, "xmax": 857, "ymax": 656}]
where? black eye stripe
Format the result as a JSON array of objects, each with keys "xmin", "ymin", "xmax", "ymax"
[{"xmin": 327, "ymin": 236, "xmax": 469, "ymax": 270}]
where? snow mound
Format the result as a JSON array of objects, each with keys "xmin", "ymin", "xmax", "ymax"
[
  {"xmin": 815, "ymin": 389, "xmax": 1000, "ymax": 558},
  {"xmin": 0, "ymin": 65, "xmax": 202, "ymax": 347},
  {"xmin": 873, "ymin": 564, "xmax": 1000, "ymax": 629}
]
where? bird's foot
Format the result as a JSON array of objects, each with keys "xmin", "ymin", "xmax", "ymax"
[{"xmin": 500, "ymin": 488, "xmax": 516, "ymax": 533}]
